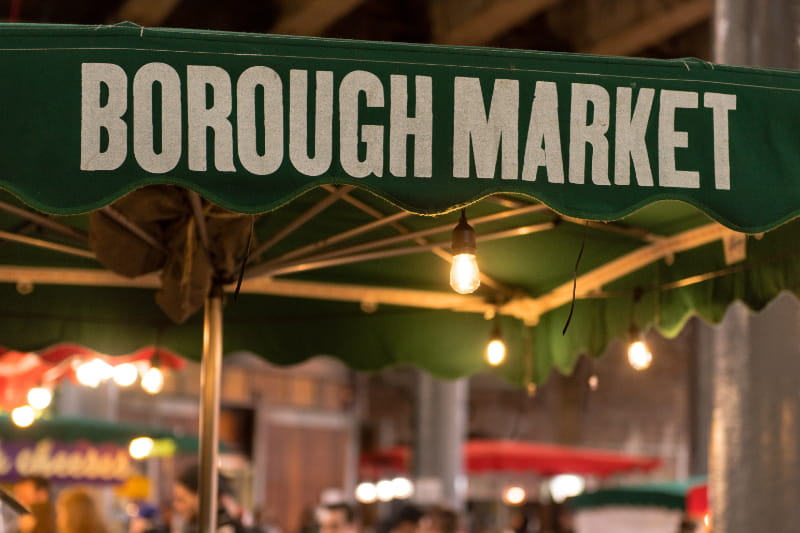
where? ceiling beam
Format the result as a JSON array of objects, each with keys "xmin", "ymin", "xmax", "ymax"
[
  {"xmin": 241, "ymin": 277, "xmax": 492, "ymax": 314},
  {"xmin": 0, "ymin": 222, "xmax": 740, "ymax": 325},
  {"xmin": 270, "ymin": 0, "xmax": 367, "ymax": 36},
  {"xmin": 581, "ymin": 0, "xmax": 712, "ymax": 57},
  {"xmin": 318, "ymin": 187, "xmax": 520, "ymax": 296},
  {"xmin": 248, "ymin": 203, "xmax": 550, "ymax": 278},
  {"xmin": 0, "ymin": 230, "xmax": 95, "ymax": 260},
  {"xmin": 0, "ymin": 266, "xmax": 159, "ymax": 289},
  {"xmin": 0, "ymin": 220, "xmax": 740, "ymax": 323},
  {"xmin": 256, "ymin": 222, "xmax": 555, "ymax": 278},
  {"xmin": 0, "ymin": 266, "xmax": 494, "ymax": 316},
  {"xmin": 248, "ymin": 186, "xmax": 353, "ymax": 262},
  {"xmin": 435, "ymin": 0, "xmax": 559, "ymax": 46},
  {"xmin": 111, "ymin": 0, "xmax": 183, "ymax": 26},
  {"xmin": 510, "ymin": 223, "xmax": 733, "ymax": 321},
  {"xmin": 100, "ymin": 206, "xmax": 168, "ymax": 253},
  {"xmin": 0, "ymin": 200, "xmax": 88, "ymax": 243},
  {"xmin": 273, "ymin": 211, "xmax": 412, "ymax": 264}
]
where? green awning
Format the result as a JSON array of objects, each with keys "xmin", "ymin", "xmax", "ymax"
[
  {"xmin": 568, "ymin": 477, "xmax": 708, "ymax": 514},
  {"xmin": 0, "ymin": 23, "xmax": 798, "ymax": 232},
  {"xmin": 0, "ymin": 415, "xmax": 226, "ymax": 453},
  {"xmin": 0, "ymin": 415, "xmax": 175, "ymax": 446},
  {"xmin": 0, "ymin": 23, "xmax": 798, "ymax": 383}
]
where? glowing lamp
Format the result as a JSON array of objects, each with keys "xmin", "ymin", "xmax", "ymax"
[{"xmin": 450, "ymin": 210, "xmax": 480, "ymax": 294}]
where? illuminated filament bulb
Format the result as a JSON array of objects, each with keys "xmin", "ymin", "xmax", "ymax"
[
  {"xmin": 141, "ymin": 366, "xmax": 164, "ymax": 394},
  {"xmin": 628, "ymin": 340, "xmax": 653, "ymax": 371},
  {"xmin": 27, "ymin": 387, "xmax": 52, "ymax": 409},
  {"xmin": 486, "ymin": 324, "xmax": 506, "ymax": 366},
  {"xmin": 450, "ymin": 210, "xmax": 480, "ymax": 295}
]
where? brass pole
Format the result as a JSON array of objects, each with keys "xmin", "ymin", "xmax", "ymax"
[{"xmin": 198, "ymin": 284, "xmax": 224, "ymax": 533}]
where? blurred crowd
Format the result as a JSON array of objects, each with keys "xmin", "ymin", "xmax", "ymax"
[
  {"xmin": 1, "ymin": 469, "xmax": 575, "ymax": 533},
  {"xmin": 1, "ymin": 465, "xmax": 260, "ymax": 533}
]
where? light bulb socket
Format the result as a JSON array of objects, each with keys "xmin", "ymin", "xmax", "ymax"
[
  {"xmin": 490, "ymin": 323, "xmax": 502, "ymax": 342},
  {"xmin": 628, "ymin": 324, "xmax": 641, "ymax": 341},
  {"xmin": 451, "ymin": 210, "xmax": 477, "ymax": 255}
]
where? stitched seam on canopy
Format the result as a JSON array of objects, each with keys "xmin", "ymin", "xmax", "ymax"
[{"xmin": 1, "ymin": 46, "xmax": 799, "ymax": 94}]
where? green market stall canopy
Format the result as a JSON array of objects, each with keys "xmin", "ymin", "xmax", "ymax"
[
  {"xmin": 0, "ymin": 415, "xmax": 207, "ymax": 484},
  {"xmin": 0, "ymin": 415, "xmax": 182, "ymax": 448},
  {"xmin": 0, "ymin": 22, "xmax": 799, "ymax": 383},
  {"xmin": 568, "ymin": 478, "xmax": 709, "ymax": 532},
  {"xmin": 568, "ymin": 477, "xmax": 708, "ymax": 517}
]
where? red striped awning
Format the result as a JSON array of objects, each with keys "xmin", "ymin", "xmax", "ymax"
[
  {"xmin": 0, "ymin": 343, "xmax": 185, "ymax": 410},
  {"xmin": 360, "ymin": 439, "xmax": 661, "ymax": 478}
]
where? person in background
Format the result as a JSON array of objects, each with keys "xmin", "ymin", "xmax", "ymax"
[
  {"xmin": 172, "ymin": 464, "xmax": 243, "ymax": 533},
  {"xmin": 505, "ymin": 510, "xmax": 528, "ymax": 533},
  {"xmin": 387, "ymin": 504, "xmax": 422, "ymax": 533},
  {"xmin": 677, "ymin": 517, "xmax": 698, "ymax": 533},
  {"xmin": 12, "ymin": 476, "xmax": 54, "ymax": 533},
  {"xmin": 55, "ymin": 487, "xmax": 109, "ymax": 533},
  {"xmin": 418, "ymin": 506, "xmax": 460, "ymax": 533},
  {"xmin": 129, "ymin": 501, "xmax": 166, "ymax": 533},
  {"xmin": 297, "ymin": 506, "xmax": 318, "ymax": 533},
  {"xmin": 253, "ymin": 507, "xmax": 282, "ymax": 533},
  {"xmin": 316, "ymin": 503, "xmax": 358, "ymax": 533}
]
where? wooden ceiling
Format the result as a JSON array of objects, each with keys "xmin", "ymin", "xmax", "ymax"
[{"xmin": 8, "ymin": 0, "xmax": 712, "ymax": 59}]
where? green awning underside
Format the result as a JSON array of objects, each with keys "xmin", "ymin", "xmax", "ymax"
[{"xmin": 0, "ymin": 23, "xmax": 799, "ymax": 384}]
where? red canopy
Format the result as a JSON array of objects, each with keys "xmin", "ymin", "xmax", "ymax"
[
  {"xmin": 360, "ymin": 439, "xmax": 662, "ymax": 478},
  {"xmin": 0, "ymin": 343, "xmax": 185, "ymax": 410},
  {"xmin": 686, "ymin": 483, "xmax": 708, "ymax": 519}
]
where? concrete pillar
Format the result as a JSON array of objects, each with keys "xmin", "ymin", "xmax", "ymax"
[
  {"xmin": 57, "ymin": 379, "xmax": 118, "ymax": 419},
  {"xmin": 714, "ymin": 0, "xmax": 800, "ymax": 68},
  {"xmin": 700, "ymin": 296, "xmax": 800, "ymax": 531},
  {"xmin": 710, "ymin": 0, "xmax": 800, "ymax": 529},
  {"xmin": 413, "ymin": 371, "xmax": 468, "ymax": 509},
  {"xmin": 689, "ymin": 320, "xmax": 712, "ymax": 477}
]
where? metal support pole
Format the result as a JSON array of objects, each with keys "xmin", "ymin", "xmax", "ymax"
[
  {"xmin": 198, "ymin": 284, "xmax": 224, "ymax": 533},
  {"xmin": 413, "ymin": 371, "xmax": 468, "ymax": 509}
]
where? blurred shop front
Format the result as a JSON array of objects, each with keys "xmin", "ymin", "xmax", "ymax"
[
  {"xmin": 0, "ymin": 415, "xmax": 195, "ymax": 532},
  {"xmin": 359, "ymin": 439, "xmax": 662, "ymax": 532}
]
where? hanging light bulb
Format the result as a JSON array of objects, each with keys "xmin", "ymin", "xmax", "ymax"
[
  {"xmin": 27, "ymin": 386, "xmax": 52, "ymax": 409},
  {"xmin": 486, "ymin": 324, "xmax": 506, "ymax": 366},
  {"xmin": 502, "ymin": 486, "xmax": 526, "ymax": 506},
  {"xmin": 113, "ymin": 363, "xmax": 139, "ymax": 387},
  {"xmin": 354, "ymin": 482, "xmax": 377, "ymax": 504},
  {"xmin": 11, "ymin": 405, "xmax": 36, "ymax": 428},
  {"xmin": 549, "ymin": 474, "xmax": 586, "ymax": 503},
  {"xmin": 140, "ymin": 352, "xmax": 165, "ymax": 394},
  {"xmin": 450, "ymin": 209, "xmax": 480, "ymax": 294},
  {"xmin": 391, "ymin": 477, "xmax": 414, "ymax": 500},
  {"xmin": 588, "ymin": 374, "xmax": 599, "ymax": 391},
  {"xmin": 141, "ymin": 366, "xmax": 164, "ymax": 394},
  {"xmin": 129, "ymin": 437, "xmax": 154, "ymax": 459},
  {"xmin": 76, "ymin": 358, "xmax": 113, "ymax": 388},
  {"xmin": 627, "ymin": 326, "xmax": 653, "ymax": 371},
  {"xmin": 375, "ymin": 480, "xmax": 394, "ymax": 502},
  {"xmin": 75, "ymin": 361, "xmax": 100, "ymax": 388}
]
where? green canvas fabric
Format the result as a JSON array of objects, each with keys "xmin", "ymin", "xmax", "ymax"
[
  {"xmin": 0, "ymin": 23, "xmax": 797, "ymax": 231},
  {"xmin": 0, "ymin": 415, "xmax": 174, "ymax": 446},
  {"xmin": 0, "ymin": 24, "xmax": 799, "ymax": 384},
  {"xmin": 568, "ymin": 477, "xmax": 707, "ymax": 511},
  {"xmin": 1, "ymin": 191, "xmax": 799, "ymax": 384}
]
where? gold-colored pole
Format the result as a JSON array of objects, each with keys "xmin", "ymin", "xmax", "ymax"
[{"xmin": 198, "ymin": 284, "xmax": 224, "ymax": 533}]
